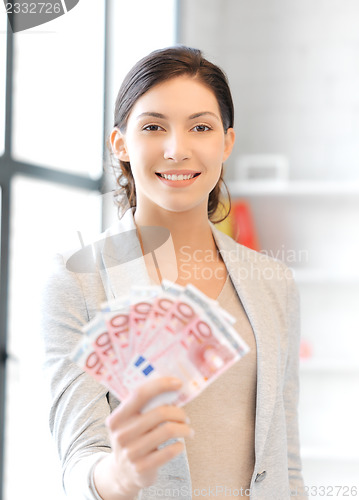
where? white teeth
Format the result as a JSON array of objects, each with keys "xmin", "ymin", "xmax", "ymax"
[{"xmin": 159, "ymin": 173, "xmax": 196, "ymax": 181}]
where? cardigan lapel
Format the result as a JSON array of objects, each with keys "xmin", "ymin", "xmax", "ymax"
[{"xmin": 210, "ymin": 224, "xmax": 279, "ymax": 463}]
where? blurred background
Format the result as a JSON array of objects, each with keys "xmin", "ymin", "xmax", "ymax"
[{"xmin": 0, "ymin": 1, "xmax": 358, "ymax": 498}]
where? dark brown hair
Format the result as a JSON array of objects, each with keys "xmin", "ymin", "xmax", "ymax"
[{"xmin": 109, "ymin": 45, "xmax": 234, "ymax": 223}]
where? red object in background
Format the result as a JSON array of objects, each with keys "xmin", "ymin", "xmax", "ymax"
[
  {"xmin": 232, "ymin": 200, "xmax": 260, "ymax": 251},
  {"xmin": 299, "ymin": 339, "xmax": 313, "ymax": 359}
]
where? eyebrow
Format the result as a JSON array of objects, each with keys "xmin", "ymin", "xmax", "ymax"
[{"xmin": 136, "ymin": 111, "xmax": 221, "ymax": 121}]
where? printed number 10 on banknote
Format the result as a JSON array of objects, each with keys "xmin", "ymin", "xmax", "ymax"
[{"xmin": 70, "ymin": 282, "xmax": 250, "ymax": 409}]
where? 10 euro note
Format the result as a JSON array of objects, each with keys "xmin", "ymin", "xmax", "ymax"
[{"xmin": 69, "ymin": 281, "xmax": 250, "ymax": 410}]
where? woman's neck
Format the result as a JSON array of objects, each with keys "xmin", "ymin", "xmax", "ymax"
[
  {"xmin": 133, "ymin": 204, "xmax": 217, "ymax": 256},
  {"xmin": 133, "ymin": 203, "xmax": 226, "ymax": 289}
]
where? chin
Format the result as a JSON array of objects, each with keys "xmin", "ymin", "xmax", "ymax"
[
  {"xmin": 160, "ymin": 199, "xmax": 208, "ymax": 215},
  {"xmin": 138, "ymin": 188, "xmax": 209, "ymax": 216}
]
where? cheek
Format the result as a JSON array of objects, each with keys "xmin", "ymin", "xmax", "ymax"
[
  {"xmin": 202, "ymin": 141, "xmax": 225, "ymax": 186},
  {"xmin": 203, "ymin": 136, "xmax": 225, "ymax": 159},
  {"xmin": 128, "ymin": 138, "xmax": 160, "ymax": 167},
  {"xmin": 202, "ymin": 141, "xmax": 226, "ymax": 172}
]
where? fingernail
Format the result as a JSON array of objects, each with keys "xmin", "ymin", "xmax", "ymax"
[
  {"xmin": 185, "ymin": 416, "xmax": 191, "ymax": 424},
  {"xmin": 189, "ymin": 428, "xmax": 195, "ymax": 439}
]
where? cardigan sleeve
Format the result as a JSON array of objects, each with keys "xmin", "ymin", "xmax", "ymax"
[
  {"xmin": 41, "ymin": 253, "xmax": 113, "ymax": 499},
  {"xmin": 283, "ymin": 268, "xmax": 307, "ymax": 498}
]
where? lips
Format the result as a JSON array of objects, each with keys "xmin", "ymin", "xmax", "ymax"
[
  {"xmin": 156, "ymin": 172, "xmax": 200, "ymax": 181},
  {"xmin": 155, "ymin": 170, "xmax": 201, "ymax": 187}
]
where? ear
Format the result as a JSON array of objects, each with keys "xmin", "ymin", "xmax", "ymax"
[
  {"xmin": 110, "ymin": 127, "xmax": 130, "ymax": 162},
  {"xmin": 222, "ymin": 127, "xmax": 236, "ymax": 163}
]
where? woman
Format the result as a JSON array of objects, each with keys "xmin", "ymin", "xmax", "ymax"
[{"xmin": 42, "ymin": 46, "xmax": 306, "ymax": 499}]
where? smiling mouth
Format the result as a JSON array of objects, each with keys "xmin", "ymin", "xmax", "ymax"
[{"xmin": 155, "ymin": 172, "xmax": 201, "ymax": 181}]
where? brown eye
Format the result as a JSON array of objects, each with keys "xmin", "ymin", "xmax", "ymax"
[
  {"xmin": 143, "ymin": 124, "xmax": 164, "ymax": 132},
  {"xmin": 192, "ymin": 124, "xmax": 211, "ymax": 132}
]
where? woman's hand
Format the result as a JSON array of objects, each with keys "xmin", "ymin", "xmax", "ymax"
[{"xmin": 93, "ymin": 377, "xmax": 194, "ymax": 500}]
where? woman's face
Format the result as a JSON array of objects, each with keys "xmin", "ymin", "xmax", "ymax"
[{"xmin": 111, "ymin": 75, "xmax": 235, "ymax": 217}]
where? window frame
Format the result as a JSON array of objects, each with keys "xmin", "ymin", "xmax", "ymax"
[
  {"xmin": 0, "ymin": 7, "xmax": 106, "ymax": 498},
  {"xmin": 0, "ymin": 2, "xmax": 180, "ymax": 496}
]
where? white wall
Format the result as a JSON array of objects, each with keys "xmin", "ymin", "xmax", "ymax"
[
  {"xmin": 179, "ymin": 0, "xmax": 359, "ymax": 495},
  {"xmin": 180, "ymin": 0, "xmax": 359, "ymax": 182}
]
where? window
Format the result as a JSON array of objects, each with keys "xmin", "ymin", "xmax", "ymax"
[
  {"xmin": 5, "ymin": 177, "xmax": 102, "ymax": 499},
  {"xmin": 1, "ymin": 1, "xmax": 178, "ymax": 499}
]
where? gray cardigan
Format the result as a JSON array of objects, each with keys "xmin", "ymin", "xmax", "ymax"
[{"xmin": 41, "ymin": 208, "xmax": 306, "ymax": 499}]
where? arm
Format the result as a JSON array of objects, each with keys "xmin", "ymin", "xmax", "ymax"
[
  {"xmin": 41, "ymin": 254, "xmax": 193, "ymax": 499},
  {"xmin": 41, "ymin": 253, "xmax": 113, "ymax": 498}
]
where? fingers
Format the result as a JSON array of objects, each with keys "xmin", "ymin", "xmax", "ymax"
[
  {"xmin": 134, "ymin": 440, "xmax": 185, "ymax": 486},
  {"xmin": 123, "ymin": 421, "xmax": 194, "ymax": 462},
  {"xmin": 117, "ymin": 441, "xmax": 185, "ymax": 491},
  {"xmin": 104, "ymin": 376, "xmax": 193, "ymax": 489},
  {"xmin": 107, "ymin": 376, "xmax": 183, "ymax": 429},
  {"xmin": 112, "ymin": 404, "xmax": 190, "ymax": 448}
]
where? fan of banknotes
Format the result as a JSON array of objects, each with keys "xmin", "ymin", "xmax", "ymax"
[{"xmin": 71, "ymin": 280, "xmax": 250, "ymax": 412}]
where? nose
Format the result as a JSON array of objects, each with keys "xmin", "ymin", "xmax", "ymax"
[{"xmin": 163, "ymin": 131, "xmax": 191, "ymax": 162}]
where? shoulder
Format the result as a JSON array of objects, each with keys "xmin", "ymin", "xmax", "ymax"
[
  {"xmin": 211, "ymin": 222, "xmax": 294, "ymax": 277},
  {"xmin": 43, "ymin": 208, "xmax": 135, "ymax": 307},
  {"xmin": 43, "ymin": 208, "xmax": 147, "ymax": 322},
  {"xmin": 211, "ymin": 224, "xmax": 298, "ymax": 315}
]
